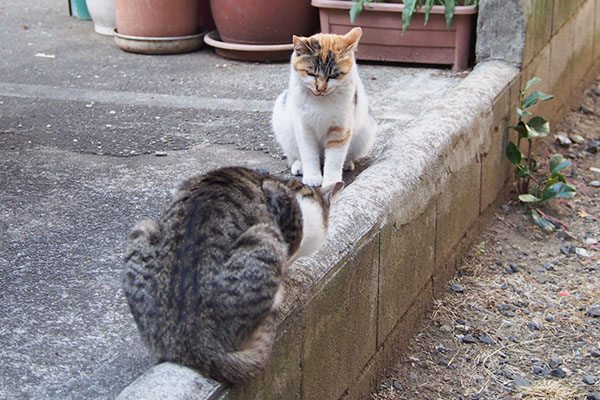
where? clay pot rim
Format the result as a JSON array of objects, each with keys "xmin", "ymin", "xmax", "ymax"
[
  {"xmin": 204, "ymin": 30, "xmax": 293, "ymax": 52},
  {"xmin": 114, "ymin": 29, "xmax": 207, "ymax": 55},
  {"xmin": 114, "ymin": 29, "xmax": 206, "ymax": 41}
]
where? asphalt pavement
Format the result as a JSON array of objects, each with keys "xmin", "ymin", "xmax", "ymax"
[{"xmin": 0, "ymin": 1, "xmax": 466, "ymax": 398}]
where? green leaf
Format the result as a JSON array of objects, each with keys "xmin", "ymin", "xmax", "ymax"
[
  {"xmin": 509, "ymin": 121, "xmax": 529, "ymax": 138},
  {"xmin": 444, "ymin": 0, "xmax": 455, "ymax": 30},
  {"xmin": 349, "ymin": 1, "xmax": 363, "ymax": 24},
  {"xmin": 515, "ymin": 107, "xmax": 532, "ymax": 119},
  {"xmin": 519, "ymin": 194, "xmax": 541, "ymax": 203},
  {"xmin": 424, "ymin": 0, "xmax": 434, "ymax": 25},
  {"xmin": 402, "ymin": 0, "xmax": 417, "ymax": 32},
  {"xmin": 523, "ymin": 77, "xmax": 541, "ymax": 95},
  {"xmin": 541, "ymin": 181, "xmax": 576, "ymax": 201},
  {"xmin": 516, "ymin": 165, "xmax": 530, "ymax": 178},
  {"xmin": 506, "ymin": 141, "xmax": 522, "ymax": 165},
  {"xmin": 555, "ymin": 182, "xmax": 576, "ymax": 199},
  {"xmin": 531, "ymin": 209, "xmax": 555, "ymax": 230},
  {"xmin": 525, "ymin": 116, "xmax": 550, "ymax": 138},
  {"xmin": 523, "ymin": 90, "xmax": 554, "ymax": 109},
  {"xmin": 549, "ymin": 154, "xmax": 571, "ymax": 174}
]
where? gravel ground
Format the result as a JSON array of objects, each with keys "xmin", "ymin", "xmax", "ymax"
[{"xmin": 372, "ymin": 80, "xmax": 600, "ymax": 400}]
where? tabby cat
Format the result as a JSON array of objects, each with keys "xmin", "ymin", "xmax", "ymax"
[
  {"xmin": 122, "ymin": 167, "xmax": 343, "ymax": 383},
  {"xmin": 272, "ymin": 27, "xmax": 377, "ymax": 187}
]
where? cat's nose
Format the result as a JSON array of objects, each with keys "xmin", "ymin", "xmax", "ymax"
[{"xmin": 315, "ymin": 80, "xmax": 327, "ymax": 94}]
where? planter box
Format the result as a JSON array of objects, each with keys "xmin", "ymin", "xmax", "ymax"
[{"xmin": 312, "ymin": 0, "xmax": 477, "ymax": 70}]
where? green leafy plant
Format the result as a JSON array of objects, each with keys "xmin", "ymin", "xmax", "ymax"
[
  {"xmin": 349, "ymin": 0, "xmax": 479, "ymax": 32},
  {"xmin": 506, "ymin": 77, "xmax": 576, "ymax": 230}
]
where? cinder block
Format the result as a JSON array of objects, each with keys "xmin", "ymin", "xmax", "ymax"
[
  {"xmin": 227, "ymin": 303, "xmax": 306, "ymax": 400},
  {"xmin": 553, "ymin": 0, "xmax": 586, "ymax": 35},
  {"xmin": 435, "ymin": 159, "xmax": 481, "ymax": 266},
  {"xmin": 507, "ymin": 75, "xmax": 523, "ymax": 135},
  {"xmin": 301, "ymin": 236, "xmax": 379, "ymax": 400},
  {"xmin": 261, "ymin": 323, "xmax": 305, "ymax": 400},
  {"xmin": 227, "ymin": 371, "xmax": 264, "ymax": 400},
  {"xmin": 549, "ymin": 17, "xmax": 575, "ymax": 122},
  {"xmin": 481, "ymin": 85, "xmax": 511, "ymax": 212},
  {"xmin": 595, "ymin": 0, "xmax": 600, "ymax": 60},
  {"xmin": 433, "ymin": 249, "xmax": 457, "ymax": 297},
  {"xmin": 573, "ymin": 1, "xmax": 595, "ymax": 87},
  {"xmin": 377, "ymin": 201, "xmax": 435, "ymax": 348},
  {"xmin": 522, "ymin": 0, "xmax": 554, "ymax": 67},
  {"xmin": 523, "ymin": 41, "xmax": 551, "ymax": 89},
  {"xmin": 342, "ymin": 280, "xmax": 434, "ymax": 400}
]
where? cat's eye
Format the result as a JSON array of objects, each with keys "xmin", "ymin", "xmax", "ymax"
[
  {"xmin": 305, "ymin": 70, "xmax": 316, "ymax": 77},
  {"xmin": 328, "ymin": 73, "xmax": 340, "ymax": 80}
]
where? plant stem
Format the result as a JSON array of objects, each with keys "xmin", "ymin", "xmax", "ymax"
[{"xmin": 524, "ymin": 138, "xmax": 533, "ymax": 194}]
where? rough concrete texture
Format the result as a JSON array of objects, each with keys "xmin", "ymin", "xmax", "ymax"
[
  {"xmin": 476, "ymin": 0, "xmax": 525, "ymax": 65},
  {"xmin": 0, "ymin": 1, "xmax": 466, "ymax": 399},
  {"xmin": 117, "ymin": 362, "xmax": 223, "ymax": 400},
  {"xmin": 521, "ymin": 0, "xmax": 600, "ymax": 126},
  {"xmin": 377, "ymin": 201, "xmax": 436, "ymax": 347},
  {"xmin": 4, "ymin": 0, "xmax": 600, "ymax": 399}
]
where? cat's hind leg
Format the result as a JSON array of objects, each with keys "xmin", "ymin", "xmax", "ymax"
[
  {"xmin": 272, "ymin": 91, "xmax": 301, "ymax": 174},
  {"xmin": 204, "ymin": 224, "xmax": 287, "ymax": 382},
  {"xmin": 291, "ymin": 160, "xmax": 302, "ymax": 176},
  {"xmin": 345, "ymin": 115, "xmax": 376, "ymax": 168},
  {"xmin": 343, "ymin": 160, "xmax": 355, "ymax": 172}
]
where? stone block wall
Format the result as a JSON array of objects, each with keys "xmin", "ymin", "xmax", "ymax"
[{"xmin": 480, "ymin": 0, "xmax": 600, "ymax": 125}]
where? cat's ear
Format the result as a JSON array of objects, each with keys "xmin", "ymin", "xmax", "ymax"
[
  {"xmin": 321, "ymin": 181, "xmax": 344, "ymax": 206},
  {"xmin": 342, "ymin": 27, "xmax": 362, "ymax": 53},
  {"xmin": 262, "ymin": 180, "xmax": 295, "ymax": 220},
  {"xmin": 293, "ymin": 35, "xmax": 313, "ymax": 57}
]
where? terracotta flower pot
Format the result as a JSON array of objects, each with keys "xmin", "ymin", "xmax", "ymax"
[
  {"xmin": 114, "ymin": 0, "xmax": 199, "ymax": 37},
  {"xmin": 114, "ymin": 0, "xmax": 209, "ymax": 54},
  {"xmin": 209, "ymin": 0, "xmax": 319, "ymax": 45},
  {"xmin": 312, "ymin": 0, "xmax": 477, "ymax": 70}
]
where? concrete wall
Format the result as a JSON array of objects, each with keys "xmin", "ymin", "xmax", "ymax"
[
  {"xmin": 479, "ymin": 0, "xmax": 600, "ymax": 125},
  {"xmin": 118, "ymin": 1, "xmax": 600, "ymax": 399}
]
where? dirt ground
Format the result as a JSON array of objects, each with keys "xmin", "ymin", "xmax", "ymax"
[{"xmin": 372, "ymin": 80, "xmax": 600, "ymax": 400}]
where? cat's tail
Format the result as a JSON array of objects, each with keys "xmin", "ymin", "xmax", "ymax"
[{"xmin": 212, "ymin": 314, "xmax": 277, "ymax": 384}]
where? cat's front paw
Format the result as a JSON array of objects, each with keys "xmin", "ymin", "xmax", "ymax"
[
  {"xmin": 291, "ymin": 160, "xmax": 303, "ymax": 176},
  {"xmin": 303, "ymin": 174, "xmax": 323, "ymax": 187}
]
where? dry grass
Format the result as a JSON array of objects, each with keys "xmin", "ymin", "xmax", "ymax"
[
  {"xmin": 371, "ymin": 82, "xmax": 600, "ymax": 400},
  {"xmin": 517, "ymin": 380, "xmax": 581, "ymax": 399}
]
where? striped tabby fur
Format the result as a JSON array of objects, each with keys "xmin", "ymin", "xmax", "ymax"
[{"xmin": 122, "ymin": 167, "xmax": 342, "ymax": 383}]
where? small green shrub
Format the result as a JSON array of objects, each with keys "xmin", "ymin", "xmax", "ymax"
[
  {"xmin": 349, "ymin": 0, "xmax": 479, "ymax": 32},
  {"xmin": 506, "ymin": 77, "xmax": 576, "ymax": 230}
]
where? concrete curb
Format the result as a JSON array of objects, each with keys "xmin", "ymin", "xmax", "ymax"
[
  {"xmin": 116, "ymin": 60, "xmax": 519, "ymax": 399},
  {"xmin": 117, "ymin": 362, "xmax": 223, "ymax": 400}
]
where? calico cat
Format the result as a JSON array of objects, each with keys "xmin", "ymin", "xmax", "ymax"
[
  {"xmin": 272, "ymin": 27, "xmax": 377, "ymax": 188},
  {"xmin": 122, "ymin": 167, "xmax": 343, "ymax": 383}
]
